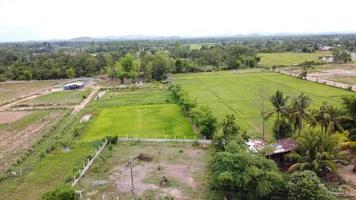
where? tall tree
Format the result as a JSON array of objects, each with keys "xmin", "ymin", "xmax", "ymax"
[
  {"xmin": 311, "ymin": 102, "xmax": 348, "ymax": 133},
  {"xmin": 115, "ymin": 53, "xmax": 139, "ymax": 83},
  {"xmin": 287, "ymin": 93, "xmax": 313, "ymax": 134},
  {"xmin": 288, "ymin": 129, "xmax": 349, "ymax": 174},
  {"xmin": 266, "ymin": 90, "xmax": 289, "ymax": 140}
]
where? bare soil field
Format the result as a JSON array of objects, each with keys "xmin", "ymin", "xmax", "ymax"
[
  {"xmin": 0, "ymin": 110, "xmax": 66, "ymax": 174},
  {"xmin": 0, "ymin": 111, "xmax": 31, "ymax": 124},
  {"xmin": 0, "ymin": 80, "xmax": 63, "ymax": 105},
  {"xmin": 76, "ymin": 143, "xmax": 210, "ymax": 200}
]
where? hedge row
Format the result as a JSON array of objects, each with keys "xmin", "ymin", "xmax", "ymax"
[{"xmin": 169, "ymin": 84, "xmax": 217, "ymax": 139}]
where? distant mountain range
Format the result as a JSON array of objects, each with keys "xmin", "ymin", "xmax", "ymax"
[{"xmin": 66, "ymin": 35, "xmax": 182, "ymax": 42}]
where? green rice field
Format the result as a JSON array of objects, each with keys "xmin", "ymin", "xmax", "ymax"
[
  {"xmin": 174, "ymin": 70, "xmax": 355, "ymax": 141},
  {"xmin": 259, "ymin": 51, "xmax": 331, "ymax": 67},
  {"xmin": 82, "ymin": 104, "xmax": 195, "ymax": 141}
]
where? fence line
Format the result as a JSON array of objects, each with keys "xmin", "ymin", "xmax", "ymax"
[
  {"xmin": 72, "ymin": 138, "xmax": 108, "ymax": 188},
  {"xmin": 116, "ymin": 137, "xmax": 212, "ymax": 144}
]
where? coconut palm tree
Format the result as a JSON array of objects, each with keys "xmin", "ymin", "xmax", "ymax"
[
  {"xmin": 265, "ymin": 90, "xmax": 289, "ymax": 140},
  {"xmin": 311, "ymin": 102, "xmax": 349, "ymax": 133},
  {"xmin": 287, "ymin": 93, "xmax": 313, "ymax": 134},
  {"xmin": 288, "ymin": 129, "xmax": 349, "ymax": 174}
]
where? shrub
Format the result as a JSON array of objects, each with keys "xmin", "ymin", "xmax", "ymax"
[
  {"xmin": 42, "ymin": 185, "xmax": 75, "ymax": 200},
  {"xmin": 106, "ymin": 135, "xmax": 118, "ymax": 145},
  {"xmin": 286, "ymin": 170, "xmax": 336, "ymax": 200},
  {"xmin": 211, "ymin": 141, "xmax": 284, "ymax": 198},
  {"xmin": 273, "ymin": 119, "xmax": 293, "ymax": 139},
  {"xmin": 169, "ymin": 84, "xmax": 217, "ymax": 138}
]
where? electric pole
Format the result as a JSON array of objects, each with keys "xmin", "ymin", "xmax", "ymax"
[{"xmin": 126, "ymin": 158, "xmax": 137, "ymax": 200}]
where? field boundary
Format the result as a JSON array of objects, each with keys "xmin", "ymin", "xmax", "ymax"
[
  {"xmin": 273, "ymin": 69, "xmax": 356, "ymax": 92},
  {"xmin": 72, "ymin": 138, "xmax": 108, "ymax": 188}
]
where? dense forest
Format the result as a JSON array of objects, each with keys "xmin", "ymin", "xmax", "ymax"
[{"xmin": 0, "ymin": 34, "xmax": 355, "ymax": 81}]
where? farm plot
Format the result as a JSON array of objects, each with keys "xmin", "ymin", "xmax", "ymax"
[
  {"xmin": 0, "ymin": 110, "xmax": 66, "ymax": 174},
  {"xmin": 82, "ymin": 104, "xmax": 195, "ymax": 141},
  {"xmin": 75, "ymin": 142, "xmax": 210, "ymax": 200},
  {"xmin": 174, "ymin": 70, "xmax": 355, "ymax": 141},
  {"xmin": 0, "ymin": 87, "xmax": 196, "ymax": 199},
  {"xmin": 22, "ymin": 89, "xmax": 91, "ymax": 106},
  {"xmin": 0, "ymin": 80, "xmax": 62, "ymax": 104},
  {"xmin": 258, "ymin": 51, "xmax": 331, "ymax": 67}
]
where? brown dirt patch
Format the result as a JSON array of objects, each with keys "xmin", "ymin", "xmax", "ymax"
[
  {"xmin": 0, "ymin": 111, "xmax": 64, "ymax": 174},
  {"xmin": 338, "ymin": 165, "xmax": 356, "ymax": 197},
  {"xmin": 0, "ymin": 111, "xmax": 31, "ymax": 124}
]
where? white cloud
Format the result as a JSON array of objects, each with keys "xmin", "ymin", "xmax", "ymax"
[{"xmin": 0, "ymin": 0, "xmax": 355, "ymax": 42}]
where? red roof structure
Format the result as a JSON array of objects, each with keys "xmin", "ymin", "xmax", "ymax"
[{"xmin": 247, "ymin": 138, "xmax": 297, "ymax": 155}]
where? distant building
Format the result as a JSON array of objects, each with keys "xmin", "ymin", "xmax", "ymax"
[
  {"xmin": 318, "ymin": 46, "xmax": 333, "ymax": 51},
  {"xmin": 319, "ymin": 55, "xmax": 334, "ymax": 63},
  {"xmin": 63, "ymin": 81, "xmax": 85, "ymax": 90}
]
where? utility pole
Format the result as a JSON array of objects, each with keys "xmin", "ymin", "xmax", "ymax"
[
  {"xmin": 257, "ymin": 88, "xmax": 266, "ymax": 140},
  {"xmin": 126, "ymin": 158, "xmax": 137, "ymax": 200}
]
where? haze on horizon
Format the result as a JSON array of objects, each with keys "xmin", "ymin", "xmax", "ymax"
[{"xmin": 0, "ymin": 0, "xmax": 355, "ymax": 42}]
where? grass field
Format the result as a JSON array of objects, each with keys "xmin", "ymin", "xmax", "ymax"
[
  {"xmin": 259, "ymin": 51, "xmax": 331, "ymax": 67},
  {"xmin": 75, "ymin": 142, "xmax": 210, "ymax": 199},
  {"xmin": 174, "ymin": 70, "xmax": 355, "ymax": 141},
  {"xmin": 82, "ymin": 104, "xmax": 195, "ymax": 141},
  {"xmin": 0, "ymin": 80, "xmax": 62, "ymax": 104},
  {"xmin": 25, "ymin": 89, "xmax": 90, "ymax": 105}
]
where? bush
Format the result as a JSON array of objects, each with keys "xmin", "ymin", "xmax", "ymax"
[
  {"xmin": 286, "ymin": 170, "xmax": 336, "ymax": 200},
  {"xmin": 106, "ymin": 135, "xmax": 118, "ymax": 145},
  {"xmin": 42, "ymin": 185, "xmax": 74, "ymax": 200},
  {"xmin": 273, "ymin": 119, "xmax": 293, "ymax": 139},
  {"xmin": 211, "ymin": 141, "xmax": 284, "ymax": 198},
  {"xmin": 169, "ymin": 84, "xmax": 217, "ymax": 139}
]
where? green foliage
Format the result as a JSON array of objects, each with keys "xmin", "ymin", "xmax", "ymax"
[
  {"xmin": 42, "ymin": 185, "xmax": 74, "ymax": 200},
  {"xmin": 211, "ymin": 141, "xmax": 284, "ymax": 198},
  {"xmin": 286, "ymin": 170, "xmax": 336, "ymax": 200},
  {"xmin": 106, "ymin": 135, "xmax": 118, "ymax": 145},
  {"xmin": 150, "ymin": 52, "xmax": 173, "ymax": 81},
  {"xmin": 288, "ymin": 129, "xmax": 349, "ymax": 174},
  {"xmin": 266, "ymin": 90, "xmax": 289, "ymax": 140},
  {"xmin": 65, "ymin": 67, "xmax": 75, "ymax": 79},
  {"xmin": 287, "ymin": 93, "xmax": 312, "ymax": 133},
  {"xmin": 169, "ymin": 84, "xmax": 217, "ymax": 139},
  {"xmin": 332, "ymin": 47, "xmax": 352, "ymax": 63},
  {"xmin": 272, "ymin": 119, "xmax": 293, "ymax": 139},
  {"xmin": 311, "ymin": 102, "xmax": 348, "ymax": 133},
  {"xmin": 190, "ymin": 106, "xmax": 217, "ymax": 139},
  {"xmin": 115, "ymin": 53, "xmax": 139, "ymax": 82}
]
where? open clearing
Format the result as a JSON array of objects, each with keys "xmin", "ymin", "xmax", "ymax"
[
  {"xmin": 22, "ymin": 89, "xmax": 91, "ymax": 106},
  {"xmin": 259, "ymin": 51, "xmax": 331, "ymax": 67},
  {"xmin": 0, "ymin": 80, "xmax": 62, "ymax": 104},
  {"xmin": 174, "ymin": 70, "xmax": 355, "ymax": 141},
  {"xmin": 82, "ymin": 104, "xmax": 195, "ymax": 142},
  {"xmin": 75, "ymin": 142, "xmax": 210, "ymax": 200},
  {"xmin": 0, "ymin": 111, "xmax": 30, "ymax": 124}
]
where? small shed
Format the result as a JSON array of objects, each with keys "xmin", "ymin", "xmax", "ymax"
[{"xmin": 63, "ymin": 81, "xmax": 85, "ymax": 90}]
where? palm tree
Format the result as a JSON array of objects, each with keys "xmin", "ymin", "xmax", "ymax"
[
  {"xmin": 311, "ymin": 102, "xmax": 349, "ymax": 133},
  {"xmin": 265, "ymin": 90, "xmax": 289, "ymax": 140},
  {"xmin": 287, "ymin": 93, "xmax": 313, "ymax": 134},
  {"xmin": 288, "ymin": 129, "xmax": 349, "ymax": 174}
]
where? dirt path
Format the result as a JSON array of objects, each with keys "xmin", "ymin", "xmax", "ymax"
[
  {"xmin": 337, "ymin": 165, "xmax": 356, "ymax": 197},
  {"xmin": 0, "ymin": 89, "xmax": 54, "ymax": 112},
  {"xmin": 72, "ymin": 86, "xmax": 100, "ymax": 114}
]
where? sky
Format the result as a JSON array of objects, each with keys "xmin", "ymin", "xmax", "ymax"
[{"xmin": 0, "ymin": 0, "xmax": 355, "ymax": 42}]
